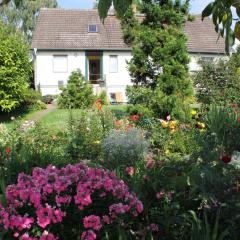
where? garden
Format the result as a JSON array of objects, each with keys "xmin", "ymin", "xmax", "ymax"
[{"xmin": 0, "ymin": 0, "xmax": 240, "ymax": 240}]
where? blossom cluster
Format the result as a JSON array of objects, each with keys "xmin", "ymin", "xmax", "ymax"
[{"xmin": 0, "ymin": 163, "xmax": 143, "ymax": 239}]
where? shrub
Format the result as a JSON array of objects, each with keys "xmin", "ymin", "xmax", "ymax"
[
  {"xmin": 0, "ymin": 164, "xmax": 143, "ymax": 240},
  {"xmin": 58, "ymin": 70, "xmax": 95, "ymax": 109},
  {"xmin": 23, "ymin": 89, "xmax": 47, "ymax": 111},
  {"xmin": 193, "ymin": 57, "xmax": 240, "ymax": 106},
  {"xmin": 96, "ymin": 90, "xmax": 108, "ymax": 105},
  {"xmin": 67, "ymin": 110, "xmax": 115, "ymax": 161},
  {"xmin": 42, "ymin": 95, "xmax": 54, "ymax": 104},
  {"xmin": 204, "ymin": 104, "xmax": 240, "ymax": 158},
  {"xmin": 0, "ymin": 125, "xmax": 69, "ymax": 185},
  {"xmin": 103, "ymin": 128, "xmax": 149, "ymax": 170},
  {"xmin": 0, "ymin": 22, "xmax": 32, "ymax": 112}
]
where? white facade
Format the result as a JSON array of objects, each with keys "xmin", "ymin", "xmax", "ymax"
[
  {"xmin": 34, "ymin": 50, "xmax": 132, "ymax": 102},
  {"xmin": 34, "ymin": 50, "xmax": 224, "ymax": 102}
]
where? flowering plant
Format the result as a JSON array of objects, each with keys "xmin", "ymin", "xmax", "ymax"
[{"xmin": 0, "ymin": 164, "xmax": 143, "ymax": 239}]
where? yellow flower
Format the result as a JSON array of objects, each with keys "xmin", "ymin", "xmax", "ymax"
[
  {"xmin": 161, "ymin": 120, "xmax": 168, "ymax": 128},
  {"xmin": 191, "ymin": 110, "xmax": 197, "ymax": 116},
  {"xmin": 169, "ymin": 121, "xmax": 177, "ymax": 130},
  {"xmin": 94, "ymin": 140, "xmax": 101, "ymax": 145},
  {"xmin": 197, "ymin": 122, "xmax": 205, "ymax": 129},
  {"xmin": 165, "ymin": 149, "xmax": 170, "ymax": 155}
]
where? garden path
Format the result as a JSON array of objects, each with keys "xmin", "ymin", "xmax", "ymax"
[{"xmin": 26, "ymin": 104, "xmax": 56, "ymax": 122}]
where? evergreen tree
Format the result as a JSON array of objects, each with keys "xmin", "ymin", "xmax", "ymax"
[{"xmin": 126, "ymin": 0, "xmax": 194, "ymax": 120}]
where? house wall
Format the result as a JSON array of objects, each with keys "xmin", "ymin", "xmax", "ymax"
[
  {"xmin": 189, "ymin": 53, "xmax": 225, "ymax": 72},
  {"xmin": 35, "ymin": 51, "xmax": 85, "ymax": 95},
  {"xmin": 102, "ymin": 51, "xmax": 132, "ymax": 103},
  {"xmin": 35, "ymin": 50, "xmax": 225, "ymax": 101}
]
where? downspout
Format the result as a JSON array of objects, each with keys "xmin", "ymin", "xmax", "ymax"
[{"xmin": 33, "ymin": 48, "xmax": 38, "ymax": 91}]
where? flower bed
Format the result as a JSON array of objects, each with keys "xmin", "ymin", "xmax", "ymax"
[{"xmin": 0, "ymin": 164, "xmax": 143, "ymax": 239}]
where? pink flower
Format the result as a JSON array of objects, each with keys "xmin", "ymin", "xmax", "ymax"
[
  {"xmin": 149, "ymin": 223, "xmax": 159, "ymax": 232},
  {"xmin": 83, "ymin": 215, "xmax": 102, "ymax": 231},
  {"xmin": 81, "ymin": 230, "xmax": 97, "ymax": 240},
  {"xmin": 125, "ymin": 167, "xmax": 135, "ymax": 176},
  {"xmin": 156, "ymin": 191, "xmax": 165, "ymax": 200}
]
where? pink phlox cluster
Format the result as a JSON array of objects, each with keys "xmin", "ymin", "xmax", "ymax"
[{"xmin": 0, "ymin": 163, "xmax": 143, "ymax": 239}]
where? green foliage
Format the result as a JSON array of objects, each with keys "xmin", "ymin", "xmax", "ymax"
[
  {"xmin": 66, "ymin": 110, "xmax": 114, "ymax": 161},
  {"xmin": 58, "ymin": 70, "xmax": 95, "ymax": 109},
  {"xmin": 0, "ymin": 0, "xmax": 58, "ymax": 40},
  {"xmin": 205, "ymin": 104, "xmax": 240, "ymax": 155},
  {"xmin": 194, "ymin": 56, "xmax": 240, "ymax": 106},
  {"xmin": 0, "ymin": 22, "xmax": 32, "ymax": 112},
  {"xmin": 0, "ymin": 124, "xmax": 69, "ymax": 185},
  {"xmin": 127, "ymin": 104, "xmax": 154, "ymax": 118},
  {"xmin": 102, "ymin": 128, "xmax": 149, "ymax": 170},
  {"xmin": 96, "ymin": 90, "xmax": 108, "ymax": 105},
  {"xmin": 22, "ymin": 88, "xmax": 47, "ymax": 111},
  {"xmin": 126, "ymin": 0, "xmax": 194, "ymax": 120},
  {"xmin": 202, "ymin": 0, "xmax": 238, "ymax": 54}
]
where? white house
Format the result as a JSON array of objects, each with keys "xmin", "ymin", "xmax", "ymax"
[{"xmin": 31, "ymin": 9, "xmax": 225, "ymax": 102}]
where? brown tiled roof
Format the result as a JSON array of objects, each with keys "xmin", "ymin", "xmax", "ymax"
[
  {"xmin": 185, "ymin": 15, "xmax": 225, "ymax": 54},
  {"xmin": 32, "ymin": 9, "xmax": 225, "ymax": 54}
]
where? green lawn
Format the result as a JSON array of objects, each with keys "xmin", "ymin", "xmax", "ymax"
[
  {"xmin": 40, "ymin": 109, "xmax": 83, "ymax": 130},
  {"xmin": 40, "ymin": 105, "xmax": 129, "ymax": 130},
  {"xmin": 1, "ymin": 105, "xmax": 129, "ymax": 131}
]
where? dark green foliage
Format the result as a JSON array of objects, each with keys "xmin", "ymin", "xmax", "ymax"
[
  {"xmin": 194, "ymin": 52, "xmax": 240, "ymax": 106},
  {"xmin": 0, "ymin": 22, "xmax": 32, "ymax": 112},
  {"xmin": 126, "ymin": 0, "xmax": 194, "ymax": 120},
  {"xmin": 58, "ymin": 70, "xmax": 95, "ymax": 109}
]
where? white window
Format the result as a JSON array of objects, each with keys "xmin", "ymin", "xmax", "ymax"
[
  {"xmin": 109, "ymin": 55, "xmax": 118, "ymax": 73},
  {"xmin": 53, "ymin": 55, "xmax": 68, "ymax": 73},
  {"xmin": 88, "ymin": 25, "xmax": 97, "ymax": 33}
]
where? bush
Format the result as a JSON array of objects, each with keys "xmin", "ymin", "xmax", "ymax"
[
  {"xmin": 67, "ymin": 110, "xmax": 115, "ymax": 161},
  {"xmin": 42, "ymin": 95, "xmax": 54, "ymax": 104},
  {"xmin": 58, "ymin": 70, "xmax": 95, "ymax": 109},
  {"xmin": 0, "ymin": 125, "xmax": 69, "ymax": 185},
  {"xmin": 0, "ymin": 22, "xmax": 32, "ymax": 112},
  {"xmin": 22, "ymin": 89, "xmax": 46, "ymax": 111},
  {"xmin": 103, "ymin": 128, "xmax": 149, "ymax": 170},
  {"xmin": 193, "ymin": 56, "xmax": 240, "ymax": 106},
  {"xmin": 0, "ymin": 164, "xmax": 143, "ymax": 240},
  {"xmin": 96, "ymin": 90, "xmax": 108, "ymax": 105}
]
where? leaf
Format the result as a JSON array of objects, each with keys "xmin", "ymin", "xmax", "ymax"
[
  {"xmin": 98, "ymin": 0, "xmax": 112, "ymax": 20},
  {"xmin": 202, "ymin": 2, "xmax": 214, "ymax": 20},
  {"xmin": 234, "ymin": 21, "xmax": 240, "ymax": 40},
  {"xmin": 113, "ymin": 0, "xmax": 132, "ymax": 18}
]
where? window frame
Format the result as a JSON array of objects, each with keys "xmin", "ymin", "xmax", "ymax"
[
  {"xmin": 88, "ymin": 24, "xmax": 98, "ymax": 33},
  {"xmin": 53, "ymin": 55, "xmax": 68, "ymax": 73},
  {"xmin": 109, "ymin": 55, "xmax": 118, "ymax": 73}
]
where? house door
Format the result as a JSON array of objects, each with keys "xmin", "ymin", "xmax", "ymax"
[
  {"xmin": 89, "ymin": 57, "xmax": 101, "ymax": 84},
  {"xmin": 85, "ymin": 51, "xmax": 103, "ymax": 84}
]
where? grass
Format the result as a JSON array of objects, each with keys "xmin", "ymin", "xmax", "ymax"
[
  {"xmin": 1, "ymin": 105, "xmax": 129, "ymax": 131},
  {"xmin": 0, "ymin": 108, "xmax": 43, "ymax": 130},
  {"xmin": 40, "ymin": 105, "xmax": 129, "ymax": 130},
  {"xmin": 40, "ymin": 109, "xmax": 83, "ymax": 130}
]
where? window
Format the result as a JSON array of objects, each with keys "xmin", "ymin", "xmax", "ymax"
[
  {"xmin": 109, "ymin": 55, "xmax": 118, "ymax": 73},
  {"xmin": 88, "ymin": 24, "xmax": 97, "ymax": 33},
  {"xmin": 58, "ymin": 80, "xmax": 64, "ymax": 87},
  {"xmin": 53, "ymin": 55, "xmax": 68, "ymax": 73}
]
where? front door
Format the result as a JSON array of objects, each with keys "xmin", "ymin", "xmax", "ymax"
[{"xmin": 89, "ymin": 57, "xmax": 101, "ymax": 84}]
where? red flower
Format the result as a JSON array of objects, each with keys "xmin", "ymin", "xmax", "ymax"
[
  {"xmin": 231, "ymin": 104, "xmax": 238, "ymax": 108},
  {"xmin": 96, "ymin": 98, "xmax": 102, "ymax": 104},
  {"xmin": 221, "ymin": 155, "xmax": 232, "ymax": 164},
  {"xmin": 238, "ymin": 117, "xmax": 240, "ymax": 123},
  {"xmin": 5, "ymin": 147, "xmax": 11, "ymax": 154},
  {"xmin": 130, "ymin": 115, "xmax": 140, "ymax": 121}
]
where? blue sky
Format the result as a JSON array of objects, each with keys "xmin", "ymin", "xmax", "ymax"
[{"xmin": 57, "ymin": 0, "xmax": 213, "ymax": 14}]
